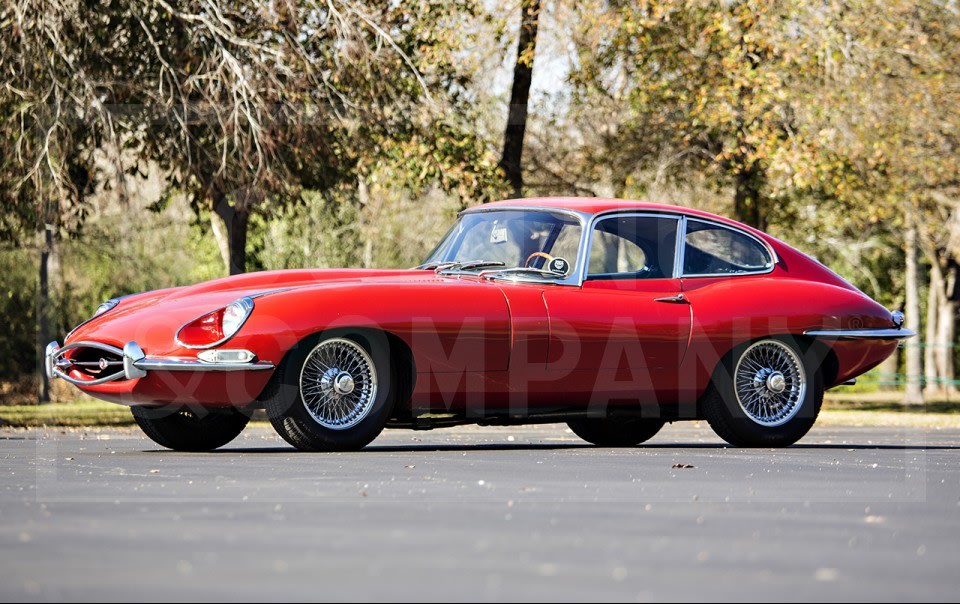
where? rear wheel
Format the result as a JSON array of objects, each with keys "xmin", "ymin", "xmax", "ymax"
[
  {"xmin": 567, "ymin": 417, "xmax": 665, "ymax": 447},
  {"xmin": 131, "ymin": 406, "xmax": 249, "ymax": 451},
  {"xmin": 701, "ymin": 337, "xmax": 823, "ymax": 447},
  {"xmin": 263, "ymin": 333, "xmax": 397, "ymax": 452}
]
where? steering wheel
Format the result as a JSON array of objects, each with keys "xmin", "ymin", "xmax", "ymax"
[{"xmin": 525, "ymin": 251, "xmax": 555, "ymax": 268}]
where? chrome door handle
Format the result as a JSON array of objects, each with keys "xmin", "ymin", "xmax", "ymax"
[{"xmin": 654, "ymin": 294, "xmax": 688, "ymax": 304}]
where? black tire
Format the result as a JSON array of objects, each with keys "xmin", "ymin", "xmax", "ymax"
[
  {"xmin": 131, "ymin": 405, "xmax": 249, "ymax": 451},
  {"xmin": 701, "ymin": 336, "xmax": 823, "ymax": 447},
  {"xmin": 262, "ymin": 331, "xmax": 397, "ymax": 452},
  {"xmin": 567, "ymin": 417, "xmax": 665, "ymax": 447}
]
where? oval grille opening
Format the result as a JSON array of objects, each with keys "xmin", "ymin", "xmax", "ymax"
[{"xmin": 62, "ymin": 346, "xmax": 125, "ymax": 381}]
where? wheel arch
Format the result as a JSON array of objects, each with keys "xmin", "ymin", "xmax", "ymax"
[
  {"xmin": 699, "ymin": 333, "xmax": 837, "ymax": 414},
  {"xmin": 258, "ymin": 325, "xmax": 417, "ymax": 409}
]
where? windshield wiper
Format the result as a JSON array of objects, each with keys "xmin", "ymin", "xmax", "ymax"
[
  {"xmin": 479, "ymin": 267, "xmax": 566, "ymax": 280},
  {"xmin": 434, "ymin": 260, "xmax": 505, "ymax": 274}
]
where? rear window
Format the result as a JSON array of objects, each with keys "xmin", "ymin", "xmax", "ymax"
[{"xmin": 682, "ymin": 220, "xmax": 773, "ymax": 276}]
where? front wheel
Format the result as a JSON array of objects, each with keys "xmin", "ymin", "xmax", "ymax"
[
  {"xmin": 131, "ymin": 406, "xmax": 249, "ymax": 451},
  {"xmin": 701, "ymin": 337, "xmax": 823, "ymax": 447},
  {"xmin": 567, "ymin": 417, "xmax": 665, "ymax": 447},
  {"xmin": 263, "ymin": 333, "xmax": 397, "ymax": 452}
]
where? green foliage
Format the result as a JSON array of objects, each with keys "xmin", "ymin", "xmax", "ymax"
[
  {"xmin": 257, "ymin": 186, "xmax": 462, "ymax": 271},
  {"xmin": 0, "ymin": 248, "xmax": 39, "ymax": 380},
  {"xmin": 257, "ymin": 190, "xmax": 365, "ymax": 271},
  {"xmin": 57, "ymin": 200, "xmax": 224, "ymax": 324}
]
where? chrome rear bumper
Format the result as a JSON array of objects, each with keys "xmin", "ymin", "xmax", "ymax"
[
  {"xmin": 45, "ymin": 340, "xmax": 274, "ymax": 387},
  {"xmin": 802, "ymin": 328, "xmax": 916, "ymax": 341}
]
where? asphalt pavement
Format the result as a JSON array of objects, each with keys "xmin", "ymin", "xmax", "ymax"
[{"xmin": 1, "ymin": 421, "xmax": 958, "ymax": 602}]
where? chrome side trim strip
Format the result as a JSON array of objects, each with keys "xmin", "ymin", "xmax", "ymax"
[
  {"xmin": 803, "ymin": 328, "xmax": 916, "ymax": 340},
  {"xmin": 134, "ymin": 357, "xmax": 275, "ymax": 372}
]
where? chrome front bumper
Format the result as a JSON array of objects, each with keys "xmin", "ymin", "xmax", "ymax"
[{"xmin": 45, "ymin": 340, "xmax": 274, "ymax": 387}]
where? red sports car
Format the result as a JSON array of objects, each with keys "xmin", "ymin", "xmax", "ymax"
[{"xmin": 45, "ymin": 198, "xmax": 912, "ymax": 451}]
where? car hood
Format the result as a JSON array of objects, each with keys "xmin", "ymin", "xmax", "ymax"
[{"xmin": 66, "ymin": 268, "xmax": 450, "ymax": 347}]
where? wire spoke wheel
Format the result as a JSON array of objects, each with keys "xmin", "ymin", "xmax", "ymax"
[
  {"xmin": 299, "ymin": 337, "xmax": 378, "ymax": 430},
  {"xmin": 734, "ymin": 340, "xmax": 806, "ymax": 427}
]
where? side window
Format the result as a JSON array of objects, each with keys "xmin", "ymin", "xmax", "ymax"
[
  {"xmin": 682, "ymin": 221, "xmax": 773, "ymax": 276},
  {"xmin": 587, "ymin": 216, "xmax": 678, "ymax": 279}
]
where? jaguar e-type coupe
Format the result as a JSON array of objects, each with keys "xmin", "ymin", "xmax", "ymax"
[{"xmin": 45, "ymin": 198, "xmax": 912, "ymax": 451}]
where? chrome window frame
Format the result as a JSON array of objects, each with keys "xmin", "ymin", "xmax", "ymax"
[
  {"xmin": 455, "ymin": 205, "xmax": 778, "ymax": 286},
  {"xmin": 451, "ymin": 205, "xmax": 591, "ymax": 286},
  {"xmin": 677, "ymin": 217, "xmax": 778, "ymax": 278},
  {"xmin": 580, "ymin": 212, "xmax": 683, "ymax": 282}
]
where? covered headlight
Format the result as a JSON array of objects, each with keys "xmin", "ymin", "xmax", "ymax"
[
  {"xmin": 176, "ymin": 297, "xmax": 254, "ymax": 349},
  {"xmin": 93, "ymin": 298, "xmax": 120, "ymax": 318},
  {"xmin": 66, "ymin": 297, "xmax": 122, "ymax": 339}
]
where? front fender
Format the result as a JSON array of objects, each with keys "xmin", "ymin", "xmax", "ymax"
[{"xmin": 236, "ymin": 280, "xmax": 512, "ymax": 374}]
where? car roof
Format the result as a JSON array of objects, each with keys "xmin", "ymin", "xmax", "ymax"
[{"xmin": 470, "ymin": 197, "xmax": 758, "ymax": 233}]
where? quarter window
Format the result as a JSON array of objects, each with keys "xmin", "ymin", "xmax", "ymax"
[
  {"xmin": 682, "ymin": 220, "xmax": 773, "ymax": 276},
  {"xmin": 587, "ymin": 216, "xmax": 678, "ymax": 279}
]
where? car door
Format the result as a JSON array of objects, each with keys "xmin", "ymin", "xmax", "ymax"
[{"xmin": 542, "ymin": 214, "xmax": 692, "ymax": 380}]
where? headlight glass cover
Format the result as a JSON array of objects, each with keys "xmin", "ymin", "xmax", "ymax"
[{"xmin": 176, "ymin": 297, "xmax": 254, "ymax": 348}]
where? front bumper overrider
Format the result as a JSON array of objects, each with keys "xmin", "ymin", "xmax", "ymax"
[{"xmin": 44, "ymin": 340, "xmax": 274, "ymax": 387}]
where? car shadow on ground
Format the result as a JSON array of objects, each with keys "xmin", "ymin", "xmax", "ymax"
[{"xmin": 149, "ymin": 441, "xmax": 960, "ymax": 454}]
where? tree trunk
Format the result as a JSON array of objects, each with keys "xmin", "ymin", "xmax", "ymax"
[
  {"xmin": 925, "ymin": 262, "xmax": 942, "ymax": 394},
  {"xmin": 227, "ymin": 210, "xmax": 249, "ymax": 276},
  {"xmin": 733, "ymin": 163, "xmax": 764, "ymax": 230},
  {"xmin": 499, "ymin": 0, "xmax": 542, "ymax": 199},
  {"xmin": 358, "ymin": 178, "xmax": 374, "ymax": 268},
  {"xmin": 903, "ymin": 213, "xmax": 924, "ymax": 404},
  {"xmin": 210, "ymin": 211, "xmax": 232, "ymax": 275},
  {"xmin": 936, "ymin": 261, "xmax": 958, "ymax": 394},
  {"xmin": 213, "ymin": 193, "xmax": 249, "ymax": 275},
  {"xmin": 37, "ymin": 225, "xmax": 56, "ymax": 403},
  {"xmin": 936, "ymin": 296, "xmax": 957, "ymax": 394}
]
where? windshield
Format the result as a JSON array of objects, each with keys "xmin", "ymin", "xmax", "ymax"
[{"xmin": 422, "ymin": 210, "xmax": 583, "ymax": 277}]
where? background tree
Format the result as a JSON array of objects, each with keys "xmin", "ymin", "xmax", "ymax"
[
  {"xmin": 499, "ymin": 0, "xmax": 542, "ymax": 198},
  {"xmin": 0, "ymin": 0, "xmax": 130, "ymax": 400},
  {"xmin": 0, "ymin": 0, "xmax": 505, "ymax": 400},
  {"xmin": 120, "ymin": 1, "xmax": 502, "ymax": 275},
  {"xmin": 1, "ymin": 0, "xmax": 957, "ymax": 404},
  {"xmin": 568, "ymin": 0, "xmax": 839, "ymax": 229}
]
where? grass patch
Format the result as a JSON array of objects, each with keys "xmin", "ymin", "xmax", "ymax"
[
  {"xmin": 0, "ymin": 400, "xmax": 134, "ymax": 428},
  {"xmin": 824, "ymin": 391, "xmax": 960, "ymax": 413},
  {"xmin": 818, "ymin": 409, "xmax": 960, "ymax": 429},
  {"xmin": 3, "ymin": 391, "xmax": 960, "ymax": 429}
]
